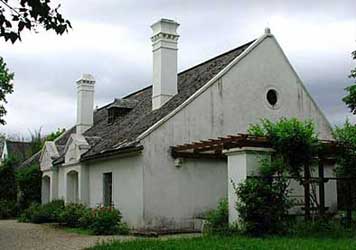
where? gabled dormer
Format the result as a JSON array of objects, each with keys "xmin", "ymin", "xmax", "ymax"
[
  {"xmin": 64, "ymin": 134, "xmax": 90, "ymax": 165},
  {"xmin": 107, "ymin": 98, "xmax": 138, "ymax": 124},
  {"xmin": 40, "ymin": 141, "xmax": 60, "ymax": 171}
]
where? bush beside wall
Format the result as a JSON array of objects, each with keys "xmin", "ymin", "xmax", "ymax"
[
  {"xmin": 204, "ymin": 199, "xmax": 231, "ymax": 235},
  {"xmin": 18, "ymin": 200, "xmax": 129, "ymax": 235}
]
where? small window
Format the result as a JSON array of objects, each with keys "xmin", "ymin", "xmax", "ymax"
[
  {"xmin": 103, "ymin": 172, "xmax": 112, "ymax": 207},
  {"xmin": 107, "ymin": 107, "xmax": 132, "ymax": 124},
  {"xmin": 108, "ymin": 108, "xmax": 120, "ymax": 124},
  {"xmin": 266, "ymin": 89, "xmax": 278, "ymax": 106}
]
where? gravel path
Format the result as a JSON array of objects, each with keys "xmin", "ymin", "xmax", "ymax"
[{"xmin": 0, "ymin": 220, "xmax": 133, "ymax": 250}]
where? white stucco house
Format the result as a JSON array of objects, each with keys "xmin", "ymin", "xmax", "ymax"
[{"xmin": 40, "ymin": 18, "xmax": 337, "ymax": 231}]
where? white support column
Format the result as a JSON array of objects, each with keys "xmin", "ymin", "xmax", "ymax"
[
  {"xmin": 79, "ymin": 164, "xmax": 89, "ymax": 205},
  {"xmin": 51, "ymin": 169, "xmax": 58, "ymax": 201},
  {"xmin": 224, "ymin": 147, "xmax": 273, "ymax": 224}
]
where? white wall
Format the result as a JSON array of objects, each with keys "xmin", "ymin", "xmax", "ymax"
[
  {"xmin": 87, "ymin": 155, "xmax": 144, "ymax": 228},
  {"xmin": 141, "ymin": 156, "xmax": 227, "ymax": 230},
  {"xmin": 141, "ymin": 36, "xmax": 334, "ymax": 230}
]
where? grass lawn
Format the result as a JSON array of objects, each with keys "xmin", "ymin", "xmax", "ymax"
[{"xmin": 88, "ymin": 235, "xmax": 356, "ymax": 250}]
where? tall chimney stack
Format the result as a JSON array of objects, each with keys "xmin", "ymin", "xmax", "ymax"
[
  {"xmin": 151, "ymin": 18, "xmax": 179, "ymax": 110},
  {"xmin": 76, "ymin": 74, "xmax": 95, "ymax": 134}
]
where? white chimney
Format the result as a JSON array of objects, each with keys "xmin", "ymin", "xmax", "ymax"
[
  {"xmin": 151, "ymin": 18, "xmax": 179, "ymax": 110},
  {"xmin": 76, "ymin": 74, "xmax": 95, "ymax": 134}
]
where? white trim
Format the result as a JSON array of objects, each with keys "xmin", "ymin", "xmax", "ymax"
[
  {"xmin": 138, "ymin": 32, "xmax": 334, "ymax": 141},
  {"xmin": 138, "ymin": 32, "xmax": 272, "ymax": 140},
  {"xmin": 62, "ymin": 161, "xmax": 81, "ymax": 168},
  {"xmin": 268, "ymin": 36, "xmax": 334, "ymax": 135},
  {"xmin": 1, "ymin": 140, "xmax": 8, "ymax": 161},
  {"xmin": 223, "ymin": 147, "xmax": 275, "ymax": 156}
]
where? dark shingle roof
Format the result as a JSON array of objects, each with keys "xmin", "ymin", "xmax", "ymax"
[
  {"xmin": 6, "ymin": 140, "xmax": 32, "ymax": 163},
  {"xmin": 53, "ymin": 40, "xmax": 254, "ymax": 163}
]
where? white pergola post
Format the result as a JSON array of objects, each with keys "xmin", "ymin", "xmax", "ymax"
[{"xmin": 224, "ymin": 147, "xmax": 273, "ymax": 224}]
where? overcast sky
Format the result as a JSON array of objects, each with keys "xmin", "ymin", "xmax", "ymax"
[{"xmin": 0, "ymin": 0, "xmax": 355, "ymax": 138}]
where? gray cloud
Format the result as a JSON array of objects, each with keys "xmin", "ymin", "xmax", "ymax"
[{"xmin": 0, "ymin": 0, "xmax": 355, "ymax": 137}]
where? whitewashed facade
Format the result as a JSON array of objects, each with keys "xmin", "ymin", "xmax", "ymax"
[{"xmin": 40, "ymin": 19, "xmax": 337, "ymax": 231}]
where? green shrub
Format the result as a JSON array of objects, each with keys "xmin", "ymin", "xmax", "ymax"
[
  {"xmin": 0, "ymin": 200, "xmax": 17, "ymax": 219},
  {"xmin": 204, "ymin": 199, "xmax": 230, "ymax": 235},
  {"xmin": 16, "ymin": 164, "xmax": 41, "ymax": 212},
  {"xmin": 90, "ymin": 207, "xmax": 122, "ymax": 235},
  {"xmin": 18, "ymin": 203, "xmax": 40, "ymax": 222},
  {"xmin": 42, "ymin": 199, "xmax": 65, "ymax": 222},
  {"xmin": 18, "ymin": 201, "xmax": 129, "ymax": 236},
  {"xmin": 117, "ymin": 222, "xmax": 130, "ymax": 235},
  {"xmin": 78, "ymin": 208, "xmax": 95, "ymax": 228},
  {"xmin": 59, "ymin": 203, "xmax": 89, "ymax": 227},
  {"xmin": 29, "ymin": 206, "xmax": 50, "ymax": 224},
  {"xmin": 235, "ymin": 175, "xmax": 291, "ymax": 236},
  {"xmin": 29, "ymin": 199, "xmax": 64, "ymax": 224}
]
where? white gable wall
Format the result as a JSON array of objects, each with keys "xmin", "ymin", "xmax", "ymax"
[{"xmin": 140, "ymin": 35, "xmax": 333, "ymax": 229}]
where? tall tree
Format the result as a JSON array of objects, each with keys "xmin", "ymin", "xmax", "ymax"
[
  {"xmin": 0, "ymin": 0, "xmax": 71, "ymax": 43},
  {"xmin": 343, "ymin": 50, "xmax": 356, "ymax": 114},
  {"xmin": 0, "ymin": 57, "xmax": 13, "ymax": 124}
]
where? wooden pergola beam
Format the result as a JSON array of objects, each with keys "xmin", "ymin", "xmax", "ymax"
[{"xmin": 171, "ymin": 134, "xmax": 336, "ymax": 159}]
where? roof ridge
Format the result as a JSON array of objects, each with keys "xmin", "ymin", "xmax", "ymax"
[
  {"xmin": 178, "ymin": 39, "xmax": 256, "ymax": 75},
  {"xmin": 121, "ymin": 39, "xmax": 256, "ymax": 100}
]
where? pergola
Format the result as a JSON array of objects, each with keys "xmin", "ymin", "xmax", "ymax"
[
  {"xmin": 170, "ymin": 134, "xmax": 338, "ymax": 223},
  {"xmin": 171, "ymin": 133, "xmax": 336, "ymax": 160}
]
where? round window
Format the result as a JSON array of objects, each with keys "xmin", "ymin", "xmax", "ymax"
[{"xmin": 266, "ymin": 89, "xmax": 278, "ymax": 106}]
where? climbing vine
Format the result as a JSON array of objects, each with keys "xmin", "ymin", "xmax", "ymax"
[
  {"xmin": 234, "ymin": 118, "xmax": 322, "ymax": 235},
  {"xmin": 248, "ymin": 118, "xmax": 320, "ymax": 179}
]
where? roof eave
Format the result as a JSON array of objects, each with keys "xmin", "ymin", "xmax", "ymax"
[{"xmin": 81, "ymin": 145, "xmax": 144, "ymax": 163}]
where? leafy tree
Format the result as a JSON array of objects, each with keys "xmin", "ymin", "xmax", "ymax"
[
  {"xmin": 0, "ymin": 0, "xmax": 71, "ymax": 43},
  {"xmin": 28, "ymin": 127, "xmax": 65, "ymax": 155},
  {"xmin": 0, "ymin": 57, "xmax": 13, "ymax": 125},
  {"xmin": 333, "ymin": 120, "xmax": 356, "ymax": 177},
  {"xmin": 29, "ymin": 128, "xmax": 42, "ymax": 155},
  {"xmin": 45, "ymin": 128, "xmax": 65, "ymax": 142},
  {"xmin": 343, "ymin": 50, "xmax": 356, "ymax": 114},
  {"xmin": 16, "ymin": 163, "xmax": 41, "ymax": 211},
  {"xmin": 0, "ymin": 157, "xmax": 17, "ymax": 202}
]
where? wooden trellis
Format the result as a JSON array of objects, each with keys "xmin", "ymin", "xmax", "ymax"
[
  {"xmin": 171, "ymin": 133, "xmax": 337, "ymax": 159},
  {"xmin": 171, "ymin": 134, "xmax": 343, "ymax": 222}
]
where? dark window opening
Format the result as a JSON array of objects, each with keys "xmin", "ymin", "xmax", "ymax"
[
  {"xmin": 266, "ymin": 89, "xmax": 278, "ymax": 106},
  {"xmin": 107, "ymin": 107, "xmax": 132, "ymax": 124},
  {"xmin": 103, "ymin": 172, "xmax": 112, "ymax": 207}
]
